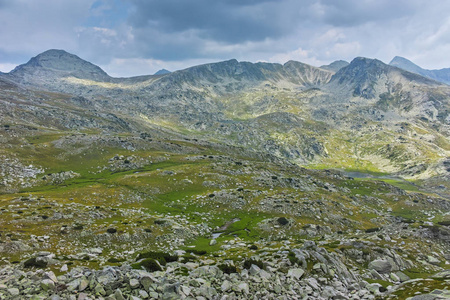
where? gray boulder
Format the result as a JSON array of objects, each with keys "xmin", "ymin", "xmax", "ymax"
[
  {"xmin": 288, "ymin": 268, "xmax": 305, "ymax": 280},
  {"xmin": 368, "ymin": 259, "xmax": 392, "ymax": 274},
  {"xmin": 431, "ymin": 270, "xmax": 450, "ymax": 279},
  {"xmin": 7, "ymin": 288, "xmax": 20, "ymax": 297},
  {"xmin": 407, "ymin": 295, "xmax": 442, "ymax": 300}
]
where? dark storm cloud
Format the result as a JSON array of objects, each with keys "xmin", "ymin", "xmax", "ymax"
[
  {"xmin": 123, "ymin": 0, "xmax": 429, "ymax": 62},
  {"xmin": 130, "ymin": 29, "xmax": 208, "ymax": 60},
  {"xmin": 126, "ymin": 0, "xmax": 421, "ymax": 46},
  {"xmin": 127, "ymin": 0, "xmax": 297, "ymax": 43},
  {"xmin": 122, "ymin": 0, "xmax": 326, "ymax": 61}
]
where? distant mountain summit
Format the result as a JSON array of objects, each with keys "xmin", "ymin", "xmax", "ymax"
[
  {"xmin": 329, "ymin": 57, "xmax": 392, "ymax": 98},
  {"xmin": 389, "ymin": 56, "xmax": 424, "ymax": 74},
  {"xmin": 9, "ymin": 49, "xmax": 110, "ymax": 83},
  {"xmin": 154, "ymin": 69, "xmax": 171, "ymax": 75},
  {"xmin": 389, "ymin": 56, "xmax": 450, "ymax": 85},
  {"xmin": 326, "ymin": 56, "xmax": 442, "ymax": 106},
  {"xmin": 320, "ymin": 60, "xmax": 349, "ymax": 73}
]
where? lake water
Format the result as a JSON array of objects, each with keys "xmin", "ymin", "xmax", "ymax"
[{"xmin": 342, "ymin": 171, "xmax": 402, "ymax": 181}]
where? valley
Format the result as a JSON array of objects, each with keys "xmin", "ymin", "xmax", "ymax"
[{"xmin": 0, "ymin": 50, "xmax": 449, "ymax": 299}]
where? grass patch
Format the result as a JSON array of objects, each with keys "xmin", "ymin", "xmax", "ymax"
[
  {"xmin": 243, "ymin": 258, "xmax": 264, "ymax": 269},
  {"xmin": 24, "ymin": 257, "xmax": 48, "ymax": 268},
  {"xmin": 218, "ymin": 263, "xmax": 237, "ymax": 274},
  {"xmin": 132, "ymin": 258, "xmax": 162, "ymax": 272},
  {"xmin": 365, "ymin": 278, "xmax": 391, "ymax": 288},
  {"xmin": 136, "ymin": 251, "xmax": 178, "ymax": 265}
]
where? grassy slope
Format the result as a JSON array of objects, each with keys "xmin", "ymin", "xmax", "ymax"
[{"xmin": 1, "ymin": 131, "xmax": 448, "ymax": 267}]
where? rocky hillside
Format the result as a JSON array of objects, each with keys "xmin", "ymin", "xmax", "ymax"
[
  {"xmin": 0, "ymin": 50, "xmax": 449, "ymax": 299},
  {"xmin": 0, "ymin": 126, "xmax": 449, "ymax": 299}
]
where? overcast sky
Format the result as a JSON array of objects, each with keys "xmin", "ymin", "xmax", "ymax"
[{"xmin": 1, "ymin": 0, "xmax": 450, "ymax": 77}]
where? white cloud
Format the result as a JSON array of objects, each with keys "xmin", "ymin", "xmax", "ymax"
[
  {"xmin": 269, "ymin": 48, "xmax": 323, "ymax": 66},
  {"xmin": 0, "ymin": 0, "xmax": 94, "ymax": 55},
  {"xmin": 314, "ymin": 28, "xmax": 347, "ymax": 46},
  {"xmin": 102, "ymin": 57, "xmax": 215, "ymax": 77},
  {"xmin": 326, "ymin": 42, "xmax": 361, "ymax": 59},
  {"xmin": 0, "ymin": 63, "xmax": 17, "ymax": 73}
]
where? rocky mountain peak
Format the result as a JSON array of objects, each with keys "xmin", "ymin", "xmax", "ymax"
[
  {"xmin": 10, "ymin": 49, "xmax": 110, "ymax": 82},
  {"xmin": 389, "ymin": 56, "xmax": 424, "ymax": 74},
  {"xmin": 329, "ymin": 57, "xmax": 404, "ymax": 99},
  {"xmin": 349, "ymin": 57, "xmax": 387, "ymax": 68},
  {"xmin": 390, "ymin": 56, "xmax": 414, "ymax": 66},
  {"xmin": 283, "ymin": 60, "xmax": 313, "ymax": 71},
  {"xmin": 154, "ymin": 69, "xmax": 171, "ymax": 75},
  {"xmin": 327, "ymin": 56, "xmax": 443, "ymax": 102},
  {"xmin": 389, "ymin": 56, "xmax": 450, "ymax": 85},
  {"xmin": 319, "ymin": 60, "xmax": 349, "ymax": 73},
  {"xmin": 331, "ymin": 57, "xmax": 390, "ymax": 86}
]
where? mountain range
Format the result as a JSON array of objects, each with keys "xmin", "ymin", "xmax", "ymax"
[
  {"xmin": 1, "ymin": 50, "xmax": 449, "ymax": 183},
  {"xmin": 0, "ymin": 50, "xmax": 450, "ymax": 299}
]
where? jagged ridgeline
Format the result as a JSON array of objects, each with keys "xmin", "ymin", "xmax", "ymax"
[{"xmin": 0, "ymin": 50, "xmax": 449, "ymax": 299}]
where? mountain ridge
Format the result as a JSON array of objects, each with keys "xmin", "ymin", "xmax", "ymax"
[
  {"xmin": 389, "ymin": 56, "xmax": 450, "ymax": 85},
  {"xmin": 1, "ymin": 49, "xmax": 449, "ymax": 180},
  {"xmin": 3, "ymin": 50, "xmax": 336, "ymax": 88},
  {"xmin": 5, "ymin": 50, "xmax": 450, "ymax": 87}
]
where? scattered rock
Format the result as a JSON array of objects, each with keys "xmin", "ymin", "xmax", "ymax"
[
  {"xmin": 288, "ymin": 268, "xmax": 305, "ymax": 280},
  {"xmin": 130, "ymin": 278, "xmax": 140, "ymax": 289},
  {"xmin": 431, "ymin": 270, "xmax": 450, "ymax": 279},
  {"xmin": 7, "ymin": 288, "xmax": 20, "ymax": 297},
  {"xmin": 427, "ymin": 256, "xmax": 440, "ymax": 265},
  {"xmin": 368, "ymin": 259, "xmax": 392, "ymax": 274}
]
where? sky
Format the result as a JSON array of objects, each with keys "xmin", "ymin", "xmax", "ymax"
[{"xmin": 1, "ymin": 0, "xmax": 450, "ymax": 77}]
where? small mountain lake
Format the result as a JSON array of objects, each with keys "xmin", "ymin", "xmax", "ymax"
[
  {"xmin": 343, "ymin": 171, "xmax": 401, "ymax": 180},
  {"xmin": 338, "ymin": 170, "xmax": 421, "ymax": 192}
]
